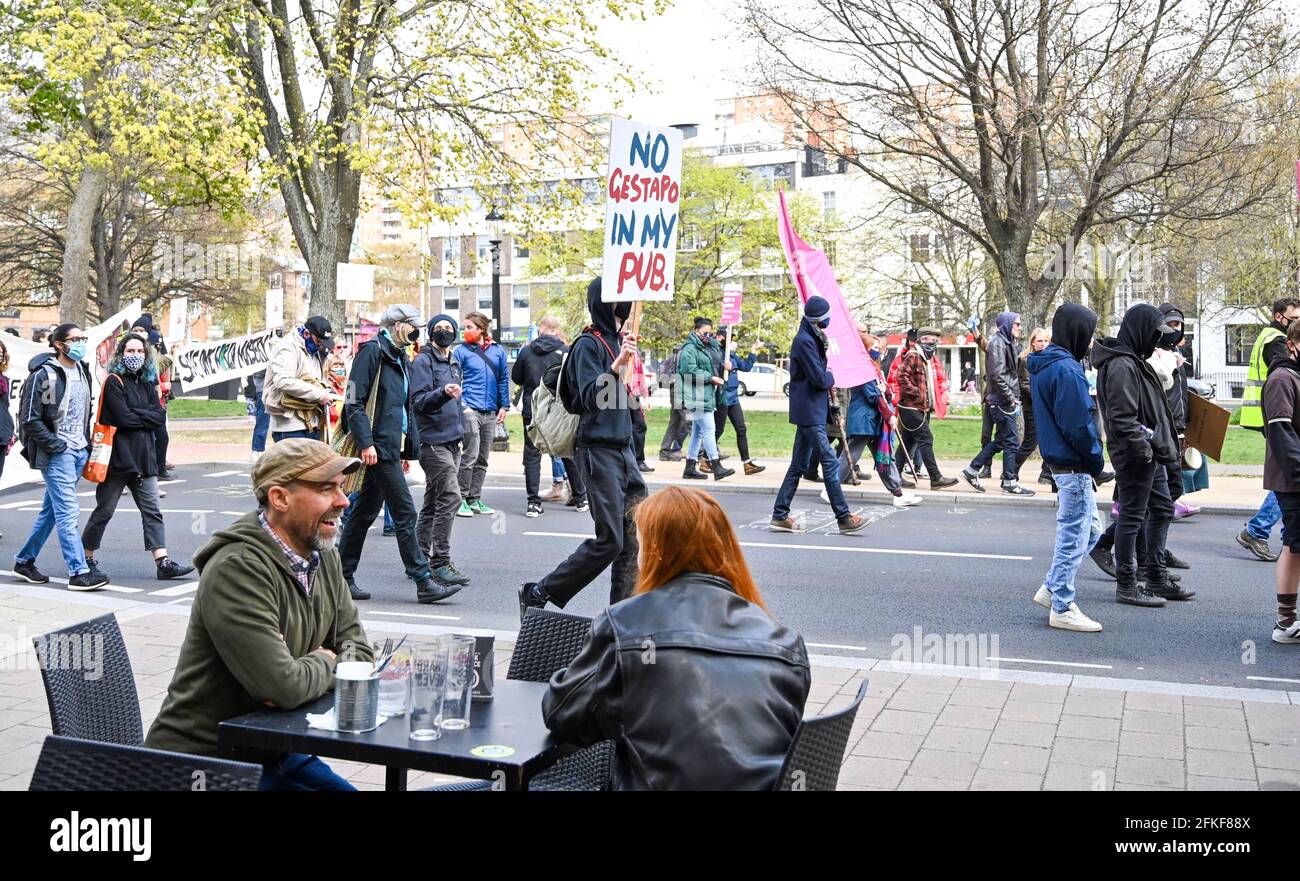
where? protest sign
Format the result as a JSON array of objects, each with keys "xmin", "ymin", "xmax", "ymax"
[
  {"xmin": 172, "ymin": 328, "xmax": 279, "ymax": 393},
  {"xmin": 601, "ymin": 119, "xmax": 683, "ymax": 303},
  {"xmin": 721, "ymin": 285, "xmax": 743, "ymax": 325}
]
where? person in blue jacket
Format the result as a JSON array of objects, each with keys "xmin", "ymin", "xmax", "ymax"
[
  {"xmin": 453, "ymin": 311, "xmax": 510, "ymax": 517},
  {"xmin": 714, "ymin": 328, "xmax": 765, "ymax": 475},
  {"xmin": 769, "ymin": 296, "xmax": 868, "ymax": 535},
  {"xmin": 1027, "ymin": 303, "xmax": 1106, "ymax": 633}
]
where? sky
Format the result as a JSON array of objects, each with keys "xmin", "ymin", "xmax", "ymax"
[{"xmin": 592, "ymin": 0, "xmax": 753, "ymax": 130}]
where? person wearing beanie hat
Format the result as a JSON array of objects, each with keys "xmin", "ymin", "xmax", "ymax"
[
  {"xmin": 336, "ymin": 303, "xmax": 459, "ymax": 604},
  {"xmin": 769, "ymin": 296, "xmax": 869, "ymax": 535},
  {"xmin": 409, "ymin": 312, "xmax": 472, "ymax": 588}
]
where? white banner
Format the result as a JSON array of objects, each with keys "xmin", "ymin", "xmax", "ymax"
[
  {"xmin": 601, "ymin": 118, "xmax": 683, "ymax": 303},
  {"xmin": 172, "ymin": 328, "xmax": 279, "ymax": 393},
  {"xmin": 337, "ymin": 263, "xmax": 375, "ymax": 302},
  {"xmin": 167, "ymin": 297, "xmax": 188, "ymax": 342}
]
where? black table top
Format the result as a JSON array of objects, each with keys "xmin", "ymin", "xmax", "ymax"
[{"xmin": 218, "ymin": 679, "xmax": 565, "ymax": 783}]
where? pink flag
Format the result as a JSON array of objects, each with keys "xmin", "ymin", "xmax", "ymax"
[{"xmin": 776, "ymin": 189, "xmax": 874, "ymax": 387}]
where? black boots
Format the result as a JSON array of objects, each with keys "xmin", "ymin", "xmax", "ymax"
[
  {"xmin": 1146, "ymin": 578, "xmax": 1196, "ymax": 601},
  {"xmin": 155, "ymin": 557, "xmax": 195, "ymax": 580},
  {"xmin": 417, "ymin": 577, "xmax": 461, "ymax": 604},
  {"xmin": 1116, "ymin": 573, "xmax": 1166, "ymax": 607},
  {"xmin": 683, "ymin": 459, "xmax": 709, "ymax": 480},
  {"xmin": 710, "ymin": 458, "xmax": 735, "ymax": 480}
]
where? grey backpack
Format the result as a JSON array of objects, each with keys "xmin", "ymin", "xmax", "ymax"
[{"xmin": 527, "ymin": 351, "xmax": 579, "ymax": 457}]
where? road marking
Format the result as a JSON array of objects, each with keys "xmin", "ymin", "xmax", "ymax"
[
  {"xmin": 220, "ymin": 511, "xmax": 246, "ymax": 516},
  {"xmin": 99, "ymin": 584, "xmax": 144, "ymax": 594},
  {"xmin": 206, "ymin": 470, "xmax": 247, "ymax": 478},
  {"xmin": 0, "ymin": 500, "xmax": 43, "ymax": 509},
  {"xmin": 523, "ymin": 532, "xmax": 1033, "ymax": 561},
  {"xmin": 1246, "ymin": 675, "xmax": 1300, "ymax": 685},
  {"xmin": 807, "ymin": 642, "xmax": 868, "ymax": 651},
  {"xmin": 987, "ymin": 656, "xmax": 1113, "ymax": 670},
  {"xmin": 151, "ymin": 582, "xmax": 198, "ymax": 597},
  {"xmin": 157, "ymin": 479, "xmax": 187, "ymax": 486},
  {"xmin": 166, "ymin": 597, "xmax": 193, "ymax": 605},
  {"xmin": 365, "ymin": 610, "xmax": 460, "ymax": 622}
]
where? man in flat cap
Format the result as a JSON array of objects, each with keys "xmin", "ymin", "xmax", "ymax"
[{"xmin": 146, "ymin": 439, "xmax": 373, "ymax": 789}]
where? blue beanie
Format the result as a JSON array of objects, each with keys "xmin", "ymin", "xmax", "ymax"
[
  {"xmin": 427, "ymin": 313, "xmax": 458, "ymax": 336},
  {"xmin": 803, "ymin": 296, "xmax": 831, "ymax": 324}
]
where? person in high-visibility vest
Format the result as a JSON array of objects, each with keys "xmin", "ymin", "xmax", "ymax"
[{"xmin": 1238, "ymin": 297, "xmax": 1300, "ymax": 562}]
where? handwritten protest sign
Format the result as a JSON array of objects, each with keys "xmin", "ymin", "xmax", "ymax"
[
  {"xmin": 721, "ymin": 285, "xmax": 743, "ymax": 325},
  {"xmin": 602, "ymin": 119, "xmax": 683, "ymax": 303},
  {"xmin": 173, "ymin": 328, "xmax": 279, "ymax": 392}
]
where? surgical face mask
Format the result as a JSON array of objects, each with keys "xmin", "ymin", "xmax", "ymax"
[
  {"xmin": 432, "ymin": 328, "xmax": 455, "ymax": 348},
  {"xmin": 64, "ymin": 340, "xmax": 86, "ymax": 362},
  {"xmin": 122, "ymin": 353, "xmax": 145, "ymax": 373}
]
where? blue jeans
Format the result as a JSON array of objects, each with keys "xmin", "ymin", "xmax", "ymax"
[
  {"xmin": 774, "ymin": 425, "xmax": 850, "ymax": 521},
  {"xmin": 970, "ymin": 404, "xmax": 1021, "ymax": 482},
  {"xmin": 685, "ymin": 407, "xmax": 720, "ymax": 460},
  {"xmin": 258, "ymin": 753, "xmax": 356, "ymax": 791},
  {"xmin": 17, "ymin": 448, "xmax": 90, "ymax": 577},
  {"xmin": 1042, "ymin": 472, "xmax": 1103, "ymax": 612},
  {"xmin": 551, "ymin": 457, "xmax": 566, "ymax": 480},
  {"xmin": 1246, "ymin": 491, "xmax": 1280, "ymax": 540},
  {"xmin": 251, "ymin": 393, "xmax": 270, "ymax": 453}
]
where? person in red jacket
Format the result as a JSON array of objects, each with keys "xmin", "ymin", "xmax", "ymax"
[{"xmin": 891, "ymin": 328, "xmax": 957, "ymax": 490}]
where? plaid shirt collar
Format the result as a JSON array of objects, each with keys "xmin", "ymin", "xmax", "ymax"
[{"xmin": 258, "ymin": 512, "xmax": 319, "ymax": 596}]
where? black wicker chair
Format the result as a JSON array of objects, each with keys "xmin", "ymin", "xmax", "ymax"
[
  {"xmin": 30, "ymin": 735, "xmax": 263, "ymax": 791},
  {"xmin": 32, "ymin": 613, "xmax": 143, "ymax": 745},
  {"xmin": 773, "ymin": 679, "xmax": 869, "ymax": 791},
  {"xmin": 505, "ymin": 606, "xmax": 596, "ymax": 682}
]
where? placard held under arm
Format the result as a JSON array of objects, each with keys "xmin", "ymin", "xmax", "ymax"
[{"xmin": 1185, "ymin": 394, "xmax": 1231, "ymax": 462}]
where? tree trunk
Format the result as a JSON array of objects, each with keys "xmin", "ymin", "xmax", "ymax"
[{"xmin": 61, "ymin": 164, "xmax": 109, "ymax": 324}]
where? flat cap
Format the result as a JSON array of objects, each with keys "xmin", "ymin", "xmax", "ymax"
[{"xmin": 252, "ymin": 438, "xmax": 360, "ymax": 503}]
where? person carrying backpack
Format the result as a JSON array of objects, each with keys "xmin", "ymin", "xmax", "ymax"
[{"xmin": 512, "ymin": 316, "xmax": 587, "ymax": 517}]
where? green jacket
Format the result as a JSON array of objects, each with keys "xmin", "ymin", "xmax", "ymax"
[
  {"xmin": 145, "ymin": 512, "xmax": 373, "ymax": 758},
  {"xmin": 676, "ymin": 333, "xmax": 725, "ymax": 411}
]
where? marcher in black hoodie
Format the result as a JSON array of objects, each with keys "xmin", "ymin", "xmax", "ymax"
[
  {"xmin": 511, "ymin": 316, "xmax": 586, "ymax": 515},
  {"xmin": 1093, "ymin": 304, "xmax": 1194, "ymax": 606},
  {"xmin": 520, "ymin": 278, "xmax": 646, "ymax": 613}
]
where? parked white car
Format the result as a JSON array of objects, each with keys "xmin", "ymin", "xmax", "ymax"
[{"xmin": 735, "ymin": 362, "xmax": 789, "ymax": 397}]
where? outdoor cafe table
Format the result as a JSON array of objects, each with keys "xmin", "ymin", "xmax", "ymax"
[{"xmin": 218, "ymin": 679, "xmax": 569, "ymax": 791}]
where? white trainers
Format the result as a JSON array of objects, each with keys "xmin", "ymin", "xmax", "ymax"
[
  {"xmin": 1033, "ymin": 585, "xmax": 1052, "ymax": 609},
  {"xmin": 892, "ymin": 493, "xmax": 922, "ymax": 508},
  {"xmin": 1050, "ymin": 602, "xmax": 1103, "ymax": 632},
  {"xmin": 1272, "ymin": 620, "xmax": 1300, "ymax": 644}
]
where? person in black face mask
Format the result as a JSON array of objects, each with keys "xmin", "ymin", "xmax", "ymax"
[
  {"xmin": 1092, "ymin": 303, "xmax": 1194, "ymax": 607},
  {"xmin": 511, "ymin": 315, "xmax": 587, "ymax": 515},
  {"xmin": 520, "ymin": 277, "xmax": 648, "ymax": 614}
]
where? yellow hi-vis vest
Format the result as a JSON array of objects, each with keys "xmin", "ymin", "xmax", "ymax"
[{"xmin": 1241, "ymin": 325, "xmax": 1284, "ymax": 430}]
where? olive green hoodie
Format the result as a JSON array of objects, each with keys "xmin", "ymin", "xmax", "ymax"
[{"xmin": 145, "ymin": 511, "xmax": 372, "ymax": 758}]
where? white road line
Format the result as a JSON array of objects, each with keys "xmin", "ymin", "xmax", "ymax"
[
  {"xmin": 165, "ymin": 597, "xmax": 193, "ymax": 605},
  {"xmin": 206, "ymin": 470, "xmax": 247, "ymax": 478},
  {"xmin": 157, "ymin": 479, "xmax": 188, "ymax": 486},
  {"xmin": 365, "ymin": 610, "xmax": 460, "ymax": 622},
  {"xmin": 151, "ymin": 582, "xmax": 198, "ymax": 597},
  {"xmin": 1246, "ymin": 675, "xmax": 1300, "ymax": 685},
  {"xmin": 0, "ymin": 500, "xmax": 40, "ymax": 509},
  {"xmin": 523, "ymin": 532, "xmax": 1032, "ymax": 561},
  {"xmin": 987, "ymin": 656, "xmax": 1113, "ymax": 670},
  {"xmin": 807, "ymin": 642, "xmax": 868, "ymax": 652},
  {"xmin": 220, "ymin": 511, "xmax": 247, "ymax": 516},
  {"xmin": 99, "ymin": 584, "xmax": 144, "ymax": 594}
]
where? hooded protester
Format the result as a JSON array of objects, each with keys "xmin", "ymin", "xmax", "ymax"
[
  {"xmin": 768, "ymin": 296, "xmax": 869, "ymax": 535},
  {"xmin": 963, "ymin": 311, "xmax": 1034, "ymax": 495},
  {"xmin": 520, "ymin": 277, "xmax": 648, "ymax": 614},
  {"xmin": 511, "ymin": 315, "xmax": 587, "ymax": 515},
  {"xmin": 1260, "ymin": 319, "xmax": 1300, "ymax": 646},
  {"xmin": 1156, "ymin": 303, "xmax": 1201, "ymax": 524},
  {"xmin": 1027, "ymin": 304, "xmax": 1106, "ymax": 632},
  {"xmin": 1092, "ymin": 303, "xmax": 1194, "ymax": 606},
  {"xmin": 336, "ymin": 304, "xmax": 459, "ymax": 605}
]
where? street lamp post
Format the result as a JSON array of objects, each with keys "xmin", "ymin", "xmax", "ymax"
[{"xmin": 486, "ymin": 206, "xmax": 506, "ymax": 338}]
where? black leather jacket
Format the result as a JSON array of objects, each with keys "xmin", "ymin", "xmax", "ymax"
[
  {"xmin": 542, "ymin": 573, "xmax": 811, "ymax": 791},
  {"xmin": 985, "ymin": 332, "xmax": 1019, "ymax": 408}
]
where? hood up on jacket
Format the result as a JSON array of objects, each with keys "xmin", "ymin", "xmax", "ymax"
[
  {"xmin": 528, "ymin": 333, "xmax": 565, "ymax": 357},
  {"xmin": 1051, "ymin": 303, "xmax": 1097, "ymax": 362},
  {"xmin": 587, "ymin": 277, "xmax": 631, "ymax": 337},
  {"xmin": 1157, "ymin": 302, "xmax": 1185, "ymax": 349},
  {"xmin": 1115, "ymin": 303, "xmax": 1169, "ymax": 360},
  {"xmin": 995, "ymin": 311, "xmax": 1020, "ymax": 342}
]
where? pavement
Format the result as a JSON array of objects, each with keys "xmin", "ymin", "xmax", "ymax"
[{"xmin": 0, "ymin": 453, "xmax": 1298, "ymax": 790}]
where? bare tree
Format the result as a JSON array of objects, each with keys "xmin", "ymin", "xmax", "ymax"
[{"xmin": 743, "ymin": 0, "xmax": 1298, "ymax": 325}]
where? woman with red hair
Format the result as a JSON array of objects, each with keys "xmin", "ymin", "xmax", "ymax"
[{"xmin": 543, "ymin": 486, "xmax": 811, "ymax": 790}]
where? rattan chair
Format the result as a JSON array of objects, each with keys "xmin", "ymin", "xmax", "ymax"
[
  {"xmin": 505, "ymin": 607, "xmax": 595, "ymax": 682},
  {"xmin": 773, "ymin": 679, "xmax": 869, "ymax": 791},
  {"xmin": 30, "ymin": 735, "xmax": 262, "ymax": 791},
  {"xmin": 32, "ymin": 613, "xmax": 143, "ymax": 744}
]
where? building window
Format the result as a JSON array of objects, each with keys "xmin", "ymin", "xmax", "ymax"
[
  {"xmin": 477, "ymin": 285, "xmax": 493, "ymax": 311},
  {"xmin": 909, "ymin": 233, "xmax": 930, "ymax": 263},
  {"xmin": 512, "ymin": 285, "xmax": 530, "ymax": 311},
  {"xmin": 514, "ymin": 241, "xmax": 530, "ymax": 259},
  {"xmin": 1225, "ymin": 324, "xmax": 1261, "ymax": 366},
  {"xmin": 824, "ymin": 240, "xmax": 837, "ymax": 267},
  {"xmin": 443, "ymin": 286, "xmax": 460, "ymax": 311},
  {"xmin": 442, "ymin": 238, "xmax": 461, "ymax": 275},
  {"xmin": 822, "ymin": 191, "xmax": 836, "ymax": 223},
  {"xmin": 269, "ymin": 272, "xmax": 282, "ymax": 289},
  {"xmin": 910, "ymin": 283, "xmax": 932, "ymax": 328}
]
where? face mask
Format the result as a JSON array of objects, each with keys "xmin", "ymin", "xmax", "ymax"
[
  {"xmin": 463, "ymin": 327, "xmax": 482, "ymax": 345},
  {"xmin": 301, "ymin": 329, "xmax": 321, "ymax": 355},
  {"xmin": 869, "ymin": 349, "xmax": 881, "ymax": 361},
  {"xmin": 122, "ymin": 353, "xmax": 145, "ymax": 373},
  {"xmin": 65, "ymin": 341, "xmax": 86, "ymax": 362},
  {"xmin": 432, "ymin": 328, "xmax": 455, "ymax": 348},
  {"xmin": 919, "ymin": 341, "xmax": 937, "ymax": 356}
]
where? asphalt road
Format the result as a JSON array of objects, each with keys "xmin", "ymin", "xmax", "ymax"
[{"xmin": 0, "ymin": 463, "xmax": 1294, "ymax": 692}]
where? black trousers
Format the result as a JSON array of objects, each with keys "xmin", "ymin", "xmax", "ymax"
[
  {"xmin": 713, "ymin": 402, "xmax": 751, "ymax": 461},
  {"xmin": 1113, "ymin": 458, "xmax": 1174, "ymax": 583},
  {"xmin": 898, "ymin": 407, "xmax": 941, "ymax": 480},
  {"xmin": 522, "ymin": 427, "xmax": 584, "ymax": 504},
  {"xmin": 155, "ymin": 420, "xmax": 169, "ymax": 473},
  {"xmin": 1099, "ymin": 462, "xmax": 1183, "ymax": 560},
  {"xmin": 631, "ymin": 406, "xmax": 648, "ymax": 464},
  {"xmin": 659, "ymin": 402, "xmax": 689, "ymax": 453},
  {"xmin": 536, "ymin": 443, "xmax": 646, "ymax": 608},
  {"xmin": 338, "ymin": 458, "xmax": 430, "ymax": 583},
  {"xmin": 981, "ymin": 402, "xmax": 992, "ymax": 448},
  {"xmin": 1016, "ymin": 399, "xmax": 1048, "ymax": 478}
]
